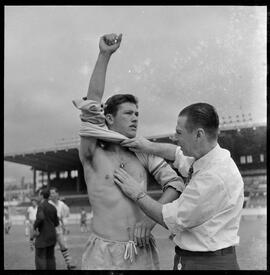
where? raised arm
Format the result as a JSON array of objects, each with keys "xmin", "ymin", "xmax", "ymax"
[
  {"xmin": 79, "ymin": 33, "xmax": 122, "ymax": 163},
  {"xmin": 86, "ymin": 33, "xmax": 122, "ymax": 101}
]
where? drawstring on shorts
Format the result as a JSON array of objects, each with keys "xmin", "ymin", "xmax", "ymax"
[{"xmin": 124, "ymin": 240, "xmax": 138, "ymax": 263}]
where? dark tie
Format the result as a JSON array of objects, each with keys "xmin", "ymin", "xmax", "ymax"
[{"xmin": 186, "ymin": 165, "xmax": 194, "ymax": 185}]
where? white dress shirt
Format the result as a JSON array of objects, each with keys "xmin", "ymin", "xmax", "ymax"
[
  {"xmin": 162, "ymin": 144, "xmax": 244, "ymax": 251},
  {"xmin": 49, "ymin": 200, "xmax": 67, "ymax": 220},
  {"xmin": 27, "ymin": 206, "xmax": 37, "ymax": 222}
]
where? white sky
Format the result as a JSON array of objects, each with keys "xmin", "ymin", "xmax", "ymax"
[{"xmin": 4, "ymin": 5, "xmax": 267, "ymax": 183}]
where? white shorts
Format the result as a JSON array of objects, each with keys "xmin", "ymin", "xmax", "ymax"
[{"xmin": 81, "ymin": 231, "xmax": 160, "ymax": 270}]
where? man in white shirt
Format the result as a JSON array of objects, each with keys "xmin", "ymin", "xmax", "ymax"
[
  {"xmin": 114, "ymin": 102, "xmax": 244, "ymax": 270},
  {"xmin": 26, "ymin": 198, "xmax": 38, "ymax": 250},
  {"xmin": 49, "ymin": 187, "xmax": 76, "ymax": 270},
  {"xmin": 61, "ymin": 198, "xmax": 70, "ymax": 235},
  {"xmin": 4, "ymin": 206, "xmax": 11, "ymax": 234},
  {"xmin": 25, "ymin": 198, "xmax": 38, "ymax": 238}
]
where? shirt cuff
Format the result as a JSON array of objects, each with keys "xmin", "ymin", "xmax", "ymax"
[
  {"xmin": 72, "ymin": 98, "xmax": 103, "ymax": 112},
  {"xmin": 72, "ymin": 98, "xmax": 106, "ymax": 127},
  {"xmin": 163, "ymin": 180, "xmax": 185, "ymax": 193},
  {"xmin": 173, "ymin": 146, "xmax": 182, "ymax": 171},
  {"xmin": 162, "ymin": 202, "xmax": 181, "ymax": 234}
]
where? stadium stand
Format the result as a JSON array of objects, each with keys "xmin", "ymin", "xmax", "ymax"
[{"xmin": 4, "ymin": 123, "xmax": 266, "ymax": 209}]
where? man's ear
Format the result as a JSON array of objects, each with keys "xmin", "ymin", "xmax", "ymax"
[
  {"xmin": 196, "ymin": 128, "xmax": 205, "ymax": 140},
  {"xmin": 105, "ymin": 114, "xmax": 114, "ymax": 126}
]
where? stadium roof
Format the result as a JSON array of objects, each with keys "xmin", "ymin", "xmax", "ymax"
[
  {"xmin": 4, "ymin": 122, "xmax": 266, "ymax": 172},
  {"xmin": 4, "ymin": 144, "xmax": 81, "ymax": 172}
]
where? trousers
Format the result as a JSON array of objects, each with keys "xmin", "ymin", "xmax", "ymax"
[
  {"xmin": 173, "ymin": 245, "xmax": 240, "ymax": 270},
  {"xmin": 35, "ymin": 245, "xmax": 56, "ymax": 270}
]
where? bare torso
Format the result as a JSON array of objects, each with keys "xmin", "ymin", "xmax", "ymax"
[{"xmin": 82, "ymin": 143, "xmax": 148, "ymax": 241}]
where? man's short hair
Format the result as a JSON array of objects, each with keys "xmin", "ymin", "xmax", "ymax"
[
  {"xmin": 179, "ymin": 103, "xmax": 219, "ymax": 140},
  {"xmin": 40, "ymin": 188, "xmax": 50, "ymax": 199},
  {"xmin": 104, "ymin": 94, "xmax": 138, "ymax": 117}
]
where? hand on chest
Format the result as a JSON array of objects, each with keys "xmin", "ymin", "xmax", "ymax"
[{"xmin": 108, "ymin": 150, "xmax": 147, "ymax": 185}]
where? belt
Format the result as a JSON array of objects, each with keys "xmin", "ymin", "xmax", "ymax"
[{"xmin": 175, "ymin": 245, "xmax": 235, "ymax": 257}]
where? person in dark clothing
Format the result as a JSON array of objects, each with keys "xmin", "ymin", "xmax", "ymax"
[{"xmin": 32, "ymin": 187, "xmax": 59, "ymax": 270}]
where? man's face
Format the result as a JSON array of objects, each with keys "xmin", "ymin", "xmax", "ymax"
[
  {"xmin": 109, "ymin": 102, "xmax": 139, "ymax": 138},
  {"xmin": 175, "ymin": 115, "xmax": 196, "ymax": 157},
  {"xmin": 50, "ymin": 189, "xmax": 59, "ymax": 202},
  {"xmin": 38, "ymin": 191, "xmax": 43, "ymax": 202}
]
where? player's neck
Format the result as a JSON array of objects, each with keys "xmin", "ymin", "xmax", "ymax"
[
  {"xmin": 108, "ymin": 143, "xmax": 129, "ymax": 154},
  {"xmin": 51, "ymin": 199, "xmax": 58, "ymax": 205}
]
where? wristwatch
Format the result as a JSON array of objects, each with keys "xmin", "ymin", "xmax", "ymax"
[{"xmin": 136, "ymin": 191, "xmax": 146, "ymax": 201}]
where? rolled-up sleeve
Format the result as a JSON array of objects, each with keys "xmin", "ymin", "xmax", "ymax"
[
  {"xmin": 72, "ymin": 99, "xmax": 106, "ymax": 127},
  {"xmin": 135, "ymin": 152, "xmax": 186, "ymax": 193},
  {"xmin": 150, "ymin": 157, "xmax": 185, "ymax": 193},
  {"xmin": 162, "ymin": 200, "xmax": 182, "ymax": 234},
  {"xmin": 162, "ymin": 173, "xmax": 226, "ymax": 234},
  {"xmin": 173, "ymin": 147, "xmax": 195, "ymax": 177}
]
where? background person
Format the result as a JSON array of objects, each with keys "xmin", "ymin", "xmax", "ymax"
[
  {"xmin": 32, "ymin": 188, "xmax": 59, "ymax": 270},
  {"xmin": 24, "ymin": 218, "xmax": 30, "ymax": 237},
  {"xmin": 115, "ymin": 102, "xmax": 244, "ymax": 270},
  {"xmin": 25, "ymin": 198, "xmax": 38, "ymax": 240},
  {"xmin": 49, "ymin": 187, "xmax": 76, "ymax": 270},
  {"xmin": 4, "ymin": 206, "xmax": 12, "ymax": 234},
  {"xmin": 80, "ymin": 207, "xmax": 88, "ymax": 233},
  {"xmin": 61, "ymin": 198, "xmax": 70, "ymax": 235}
]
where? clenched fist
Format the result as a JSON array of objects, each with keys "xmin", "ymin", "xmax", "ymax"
[{"xmin": 99, "ymin": 33, "xmax": 122, "ymax": 55}]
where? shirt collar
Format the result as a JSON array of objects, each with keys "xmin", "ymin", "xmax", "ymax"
[{"xmin": 192, "ymin": 143, "xmax": 220, "ymax": 173}]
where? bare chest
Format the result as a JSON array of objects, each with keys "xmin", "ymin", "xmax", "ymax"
[
  {"xmin": 103, "ymin": 148, "xmax": 146, "ymax": 183},
  {"xmin": 84, "ymin": 146, "xmax": 148, "ymax": 191}
]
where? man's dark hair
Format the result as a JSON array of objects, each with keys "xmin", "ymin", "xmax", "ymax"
[
  {"xmin": 104, "ymin": 94, "xmax": 138, "ymax": 117},
  {"xmin": 179, "ymin": 103, "xmax": 219, "ymax": 140},
  {"xmin": 40, "ymin": 188, "xmax": 51, "ymax": 199}
]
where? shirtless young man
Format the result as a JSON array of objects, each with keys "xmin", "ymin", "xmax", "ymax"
[{"xmin": 73, "ymin": 33, "xmax": 185, "ymax": 270}]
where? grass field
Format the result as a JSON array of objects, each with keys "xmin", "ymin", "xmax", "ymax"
[{"xmin": 4, "ymin": 215, "xmax": 266, "ymax": 270}]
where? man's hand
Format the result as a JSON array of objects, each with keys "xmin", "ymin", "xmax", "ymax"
[
  {"xmin": 32, "ymin": 228, "xmax": 40, "ymax": 238},
  {"xmin": 30, "ymin": 228, "xmax": 39, "ymax": 251},
  {"xmin": 99, "ymin": 33, "xmax": 122, "ymax": 55},
  {"xmin": 114, "ymin": 168, "xmax": 144, "ymax": 201},
  {"xmin": 132, "ymin": 216, "xmax": 156, "ymax": 248},
  {"xmin": 115, "ymin": 168, "xmax": 167, "ymax": 229},
  {"xmin": 121, "ymin": 136, "xmax": 153, "ymax": 153}
]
